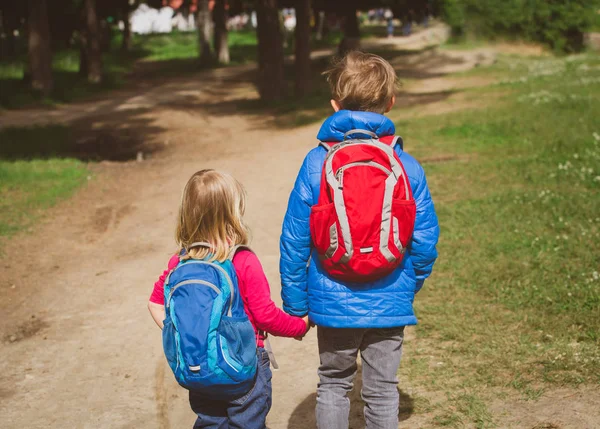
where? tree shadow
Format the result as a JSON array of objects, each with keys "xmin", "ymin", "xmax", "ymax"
[
  {"xmin": 287, "ymin": 365, "xmax": 415, "ymax": 429},
  {"xmin": 126, "ymin": 43, "xmax": 259, "ymax": 82},
  {"xmin": 0, "ymin": 47, "xmax": 151, "ymax": 109},
  {"xmin": 195, "ymin": 44, "xmax": 465, "ymax": 131},
  {"xmin": 0, "ymin": 104, "xmax": 165, "ymax": 162}
]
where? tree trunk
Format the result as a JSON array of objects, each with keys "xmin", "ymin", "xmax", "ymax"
[
  {"xmin": 1, "ymin": 2, "xmax": 21, "ymax": 58},
  {"xmin": 213, "ymin": 0, "xmax": 229, "ymax": 64},
  {"xmin": 81, "ymin": 0, "xmax": 102, "ymax": 83},
  {"xmin": 27, "ymin": 0, "xmax": 53, "ymax": 96},
  {"xmin": 197, "ymin": 0, "xmax": 213, "ymax": 66},
  {"xmin": 256, "ymin": 0, "xmax": 284, "ymax": 101},
  {"xmin": 338, "ymin": 2, "xmax": 360, "ymax": 55},
  {"xmin": 294, "ymin": 0, "xmax": 311, "ymax": 97},
  {"xmin": 121, "ymin": 0, "xmax": 132, "ymax": 52}
]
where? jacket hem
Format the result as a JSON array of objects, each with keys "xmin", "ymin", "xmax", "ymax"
[{"xmin": 309, "ymin": 313, "xmax": 418, "ymax": 328}]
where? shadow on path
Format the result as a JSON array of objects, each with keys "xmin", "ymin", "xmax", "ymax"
[
  {"xmin": 288, "ymin": 366, "xmax": 415, "ymax": 429},
  {"xmin": 0, "ymin": 101, "xmax": 166, "ymax": 162}
]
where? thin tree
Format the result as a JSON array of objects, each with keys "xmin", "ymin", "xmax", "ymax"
[
  {"xmin": 213, "ymin": 0, "xmax": 229, "ymax": 64},
  {"xmin": 294, "ymin": 0, "xmax": 311, "ymax": 97},
  {"xmin": 26, "ymin": 0, "xmax": 53, "ymax": 96},
  {"xmin": 120, "ymin": 0, "xmax": 133, "ymax": 52},
  {"xmin": 338, "ymin": 0, "xmax": 360, "ymax": 55},
  {"xmin": 256, "ymin": 0, "xmax": 284, "ymax": 101},
  {"xmin": 80, "ymin": 0, "xmax": 103, "ymax": 83},
  {"xmin": 197, "ymin": 0, "xmax": 213, "ymax": 66}
]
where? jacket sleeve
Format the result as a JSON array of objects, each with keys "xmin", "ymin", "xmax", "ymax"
[
  {"xmin": 234, "ymin": 251, "xmax": 307, "ymax": 338},
  {"xmin": 409, "ymin": 165, "xmax": 440, "ymax": 292},
  {"xmin": 279, "ymin": 155, "xmax": 313, "ymax": 316}
]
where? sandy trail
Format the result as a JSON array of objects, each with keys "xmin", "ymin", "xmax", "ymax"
[
  {"xmin": 0, "ymin": 97, "xmax": 323, "ymax": 427},
  {"xmin": 0, "ymin": 30, "xmax": 446, "ymax": 427}
]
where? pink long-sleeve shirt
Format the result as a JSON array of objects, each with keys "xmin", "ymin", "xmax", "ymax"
[{"xmin": 149, "ymin": 250, "xmax": 306, "ymax": 347}]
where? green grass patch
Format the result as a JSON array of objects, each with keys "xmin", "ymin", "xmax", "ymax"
[
  {"xmin": 0, "ymin": 126, "xmax": 88, "ymax": 241},
  {"xmin": 394, "ymin": 53, "xmax": 600, "ymax": 426}
]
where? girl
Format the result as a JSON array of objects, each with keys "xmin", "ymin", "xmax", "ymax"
[{"xmin": 148, "ymin": 169, "xmax": 309, "ymax": 429}]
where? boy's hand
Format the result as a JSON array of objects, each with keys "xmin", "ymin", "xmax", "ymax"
[{"xmin": 294, "ymin": 316, "xmax": 311, "ymax": 341}]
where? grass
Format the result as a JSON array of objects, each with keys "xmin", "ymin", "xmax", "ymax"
[
  {"xmin": 391, "ymin": 53, "xmax": 600, "ymax": 426},
  {"xmin": 0, "ymin": 45, "xmax": 140, "ymax": 109},
  {"xmin": 0, "ymin": 126, "xmax": 87, "ymax": 241}
]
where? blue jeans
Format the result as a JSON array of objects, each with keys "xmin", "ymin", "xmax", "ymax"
[
  {"xmin": 316, "ymin": 326, "xmax": 405, "ymax": 429},
  {"xmin": 189, "ymin": 348, "xmax": 272, "ymax": 429}
]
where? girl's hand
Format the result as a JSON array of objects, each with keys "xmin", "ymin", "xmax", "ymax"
[
  {"xmin": 148, "ymin": 302, "xmax": 166, "ymax": 329},
  {"xmin": 294, "ymin": 316, "xmax": 311, "ymax": 341},
  {"xmin": 303, "ymin": 315, "xmax": 311, "ymax": 331}
]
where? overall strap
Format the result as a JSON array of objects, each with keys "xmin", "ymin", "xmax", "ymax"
[{"xmin": 264, "ymin": 336, "xmax": 279, "ymax": 370}]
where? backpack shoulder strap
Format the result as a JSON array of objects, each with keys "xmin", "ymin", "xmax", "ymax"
[
  {"xmin": 227, "ymin": 245, "xmax": 253, "ymax": 261},
  {"xmin": 319, "ymin": 141, "xmax": 337, "ymax": 152},
  {"xmin": 380, "ymin": 135, "xmax": 404, "ymax": 151}
]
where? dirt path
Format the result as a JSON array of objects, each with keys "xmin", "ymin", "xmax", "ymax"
[
  {"xmin": 0, "ymin": 90, "xmax": 323, "ymax": 427},
  {"xmin": 4, "ymin": 26, "xmax": 590, "ymax": 429},
  {"xmin": 0, "ymin": 28, "xmax": 452, "ymax": 427}
]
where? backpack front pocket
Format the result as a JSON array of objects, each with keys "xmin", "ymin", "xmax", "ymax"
[
  {"xmin": 217, "ymin": 316, "xmax": 257, "ymax": 382},
  {"xmin": 391, "ymin": 199, "xmax": 416, "ymax": 252},
  {"xmin": 310, "ymin": 202, "xmax": 341, "ymax": 260}
]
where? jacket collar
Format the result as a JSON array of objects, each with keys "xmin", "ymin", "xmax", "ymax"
[{"xmin": 316, "ymin": 110, "xmax": 395, "ymax": 142}]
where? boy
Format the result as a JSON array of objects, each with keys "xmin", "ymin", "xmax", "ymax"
[{"xmin": 280, "ymin": 51, "xmax": 439, "ymax": 429}]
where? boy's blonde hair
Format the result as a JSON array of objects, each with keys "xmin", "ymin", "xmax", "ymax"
[
  {"xmin": 176, "ymin": 169, "xmax": 250, "ymax": 262},
  {"xmin": 323, "ymin": 51, "xmax": 399, "ymax": 114}
]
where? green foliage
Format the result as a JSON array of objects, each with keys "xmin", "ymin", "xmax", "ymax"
[{"xmin": 439, "ymin": 0, "xmax": 600, "ymax": 52}]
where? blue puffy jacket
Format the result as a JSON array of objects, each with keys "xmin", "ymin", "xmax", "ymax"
[{"xmin": 280, "ymin": 110, "xmax": 439, "ymax": 328}]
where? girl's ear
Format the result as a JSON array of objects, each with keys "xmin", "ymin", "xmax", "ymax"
[
  {"xmin": 330, "ymin": 99, "xmax": 342, "ymax": 112},
  {"xmin": 385, "ymin": 95, "xmax": 396, "ymax": 113}
]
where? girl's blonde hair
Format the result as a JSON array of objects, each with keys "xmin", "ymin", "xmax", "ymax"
[{"xmin": 176, "ymin": 169, "xmax": 250, "ymax": 262}]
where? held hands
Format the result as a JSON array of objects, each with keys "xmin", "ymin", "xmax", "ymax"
[{"xmin": 294, "ymin": 315, "xmax": 313, "ymax": 341}]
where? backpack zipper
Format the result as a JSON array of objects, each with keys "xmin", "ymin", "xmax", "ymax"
[
  {"xmin": 328, "ymin": 142, "xmax": 410, "ymax": 200},
  {"xmin": 336, "ymin": 161, "xmax": 392, "ymax": 177},
  {"xmin": 167, "ymin": 279, "xmax": 221, "ymax": 307},
  {"xmin": 167, "ymin": 260, "xmax": 235, "ymax": 316}
]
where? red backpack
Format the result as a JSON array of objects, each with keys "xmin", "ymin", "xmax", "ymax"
[{"xmin": 310, "ymin": 129, "xmax": 416, "ymax": 282}]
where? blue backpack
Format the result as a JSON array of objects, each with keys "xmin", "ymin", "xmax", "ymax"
[{"xmin": 162, "ymin": 243, "xmax": 257, "ymax": 399}]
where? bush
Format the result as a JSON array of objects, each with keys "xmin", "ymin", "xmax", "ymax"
[{"xmin": 438, "ymin": 0, "xmax": 600, "ymax": 52}]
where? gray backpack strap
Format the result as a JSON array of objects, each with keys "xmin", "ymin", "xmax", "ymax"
[
  {"xmin": 343, "ymin": 129, "xmax": 378, "ymax": 140},
  {"xmin": 391, "ymin": 136, "xmax": 404, "ymax": 150},
  {"xmin": 319, "ymin": 141, "xmax": 333, "ymax": 151},
  {"xmin": 188, "ymin": 241, "xmax": 212, "ymax": 249},
  {"xmin": 227, "ymin": 245, "xmax": 253, "ymax": 261},
  {"xmin": 180, "ymin": 241, "xmax": 212, "ymax": 261}
]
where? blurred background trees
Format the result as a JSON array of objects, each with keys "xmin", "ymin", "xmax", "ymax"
[
  {"xmin": 439, "ymin": 0, "xmax": 598, "ymax": 53},
  {"xmin": 1, "ymin": 0, "xmax": 599, "ymax": 102}
]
